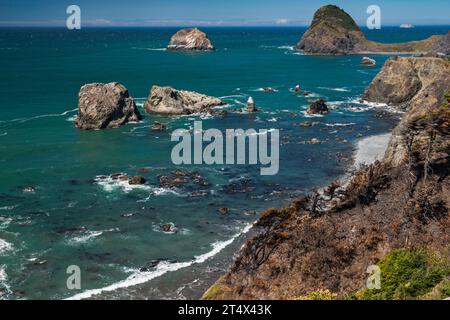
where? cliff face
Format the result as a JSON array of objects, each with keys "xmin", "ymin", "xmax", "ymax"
[
  {"xmin": 202, "ymin": 58, "xmax": 450, "ymax": 300},
  {"xmin": 296, "ymin": 5, "xmax": 449, "ymax": 55},
  {"xmin": 364, "ymin": 57, "xmax": 450, "ymax": 166}
]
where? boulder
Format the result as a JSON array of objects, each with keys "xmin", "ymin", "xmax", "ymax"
[
  {"xmin": 144, "ymin": 85, "xmax": 223, "ymax": 115},
  {"xmin": 128, "ymin": 176, "xmax": 146, "ymax": 185},
  {"xmin": 75, "ymin": 82, "xmax": 142, "ymax": 130},
  {"xmin": 361, "ymin": 56, "xmax": 376, "ymax": 66},
  {"xmin": 307, "ymin": 99, "xmax": 329, "ymax": 115},
  {"xmin": 167, "ymin": 28, "xmax": 215, "ymax": 51}
]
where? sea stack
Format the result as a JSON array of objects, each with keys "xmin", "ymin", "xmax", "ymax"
[
  {"xmin": 144, "ymin": 85, "xmax": 223, "ymax": 115},
  {"xmin": 167, "ymin": 28, "xmax": 215, "ymax": 51},
  {"xmin": 247, "ymin": 97, "xmax": 257, "ymax": 112},
  {"xmin": 296, "ymin": 5, "xmax": 450, "ymax": 55},
  {"xmin": 75, "ymin": 82, "xmax": 142, "ymax": 130}
]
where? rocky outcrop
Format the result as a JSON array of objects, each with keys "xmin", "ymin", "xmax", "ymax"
[
  {"xmin": 75, "ymin": 82, "xmax": 142, "ymax": 130},
  {"xmin": 307, "ymin": 99, "xmax": 329, "ymax": 115},
  {"xmin": 167, "ymin": 28, "xmax": 215, "ymax": 51},
  {"xmin": 296, "ymin": 5, "xmax": 366, "ymax": 55},
  {"xmin": 246, "ymin": 97, "xmax": 257, "ymax": 112},
  {"xmin": 361, "ymin": 57, "xmax": 376, "ymax": 66},
  {"xmin": 296, "ymin": 5, "xmax": 449, "ymax": 55},
  {"xmin": 363, "ymin": 57, "xmax": 450, "ymax": 166},
  {"xmin": 144, "ymin": 85, "xmax": 223, "ymax": 115}
]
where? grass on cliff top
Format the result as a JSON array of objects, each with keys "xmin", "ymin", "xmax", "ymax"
[
  {"xmin": 313, "ymin": 5, "xmax": 360, "ymax": 31},
  {"xmin": 356, "ymin": 248, "xmax": 450, "ymax": 300}
]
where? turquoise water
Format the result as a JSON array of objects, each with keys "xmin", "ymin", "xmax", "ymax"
[{"xmin": 0, "ymin": 26, "xmax": 447, "ymax": 300}]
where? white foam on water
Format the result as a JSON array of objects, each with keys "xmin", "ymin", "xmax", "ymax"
[
  {"xmin": 354, "ymin": 133, "xmax": 391, "ymax": 168},
  {"xmin": 325, "ymin": 123, "xmax": 356, "ymax": 127},
  {"xmin": 0, "ymin": 239, "xmax": 13, "ymax": 255},
  {"xmin": 68, "ymin": 228, "xmax": 119, "ymax": 244},
  {"xmin": 94, "ymin": 175, "xmax": 153, "ymax": 193},
  {"xmin": 65, "ymin": 222, "xmax": 254, "ymax": 300},
  {"xmin": 146, "ymin": 48, "xmax": 166, "ymax": 51},
  {"xmin": 66, "ymin": 115, "xmax": 77, "ymax": 122},
  {"xmin": 301, "ymin": 111, "xmax": 324, "ymax": 118},
  {"xmin": 318, "ymin": 87, "xmax": 351, "ymax": 92},
  {"xmin": 0, "ymin": 108, "xmax": 78, "ymax": 124},
  {"xmin": 0, "ymin": 132, "xmax": 7, "ymax": 137}
]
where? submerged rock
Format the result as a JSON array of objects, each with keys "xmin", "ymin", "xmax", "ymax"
[
  {"xmin": 151, "ymin": 122, "xmax": 167, "ymax": 131},
  {"xmin": 307, "ymin": 99, "xmax": 329, "ymax": 115},
  {"xmin": 167, "ymin": 28, "xmax": 215, "ymax": 51},
  {"xmin": 144, "ymin": 85, "xmax": 223, "ymax": 115},
  {"xmin": 75, "ymin": 82, "xmax": 142, "ymax": 130}
]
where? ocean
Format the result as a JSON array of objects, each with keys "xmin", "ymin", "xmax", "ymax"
[{"xmin": 0, "ymin": 26, "xmax": 448, "ymax": 300}]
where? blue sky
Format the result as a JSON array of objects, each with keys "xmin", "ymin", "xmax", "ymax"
[{"xmin": 0, "ymin": 0, "xmax": 449, "ymax": 26}]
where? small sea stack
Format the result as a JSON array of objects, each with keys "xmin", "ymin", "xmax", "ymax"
[
  {"xmin": 247, "ymin": 97, "xmax": 257, "ymax": 112},
  {"xmin": 295, "ymin": 85, "xmax": 301, "ymax": 93},
  {"xmin": 167, "ymin": 28, "xmax": 215, "ymax": 51},
  {"xmin": 361, "ymin": 56, "xmax": 376, "ymax": 66},
  {"xmin": 75, "ymin": 82, "xmax": 142, "ymax": 130}
]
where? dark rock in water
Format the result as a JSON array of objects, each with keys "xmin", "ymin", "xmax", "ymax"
[
  {"xmin": 309, "ymin": 138, "xmax": 322, "ymax": 145},
  {"xmin": 219, "ymin": 207, "xmax": 230, "ymax": 215},
  {"xmin": 294, "ymin": 85, "xmax": 301, "ymax": 93},
  {"xmin": 151, "ymin": 122, "xmax": 167, "ymax": 131},
  {"xmin": 160, "ymin": 223, "xmax": 178, "ymax": 234},
  {"xmin": 262, "ymin": 87, "xmax": 275, "ymax": 93},
  {"xmin": 140, "ymin": 258, "xmax": 166, "ymax": 272},
  {"xmin": 55, "ymin": 226, "xmax": 86, "ymax": 235},
  {"xmin": 137, "ymin": 167, "xmax": 152, "ymax": 174},
  {"xmin": 144, "ymin": 85, "xmax": 223, "ymax": 115},
  {"xmin": 159, "ymin": 170, "xmax": 209, "ymax": 189},
  {"xmin": 75, "ymin": 82, "xmax": 142, "ymax": 130},
  {"xmin": 128, "ymin": 176, "xmax": 146, "ymax": 185},
  {"xmin": 167, "ymin": 28, "xmax": 215, "ymax": 51},
  {"xmin": 307, "ymin": 99, "xmax": 329, "ymax": 115}
]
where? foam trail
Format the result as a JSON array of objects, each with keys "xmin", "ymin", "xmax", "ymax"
[
  {"xmin": 66, "ymin": 223, "xmax": 253, "ymax": 300},
  {"xmin": 0, "ymin": 108, "xmax": 78, "ymax": 124}
]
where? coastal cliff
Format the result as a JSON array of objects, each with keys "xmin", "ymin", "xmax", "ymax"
[
  {"xmin": 296, "ymin": 5, "xmax": 449, "ymax": 55},
  {"xmin": 202, "ymin": 57, "xmax": 450, "ymax": 300}
]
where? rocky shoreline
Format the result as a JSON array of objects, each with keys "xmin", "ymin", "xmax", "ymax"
[{"xmin": 201, "ymin": 57, "xmax": 450, "ymax": 300}]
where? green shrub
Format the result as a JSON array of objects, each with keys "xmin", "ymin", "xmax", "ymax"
[{"xmin": 358, "ymin": 248, "xmax": 450, "ymax": 300}]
